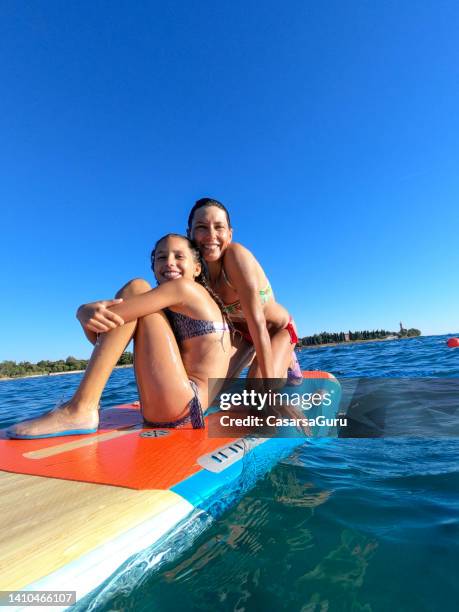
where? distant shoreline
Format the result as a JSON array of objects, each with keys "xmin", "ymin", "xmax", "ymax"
[
  {"xmin": 0, "ymin": 364, "xmax": 133, "ymax": 382},
  {"xmin": 0, "ymin": 336, "xmax": 426, "ymax": 381},
  {"xmin": 0, "ymin": 336, "xmax": 420, "ymax": 380},
  {"xmin": 298, "ymin": 336, "xmax": 411, "ymax": 350}
]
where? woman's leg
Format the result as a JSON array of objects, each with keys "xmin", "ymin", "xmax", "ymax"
[
  {"xmin": 247, "ymin": 327, "xmax": 295, "ymax": 379},
  {"xmin": 225, "ymin": 335, "xmax": 255, "ymax": 379}
]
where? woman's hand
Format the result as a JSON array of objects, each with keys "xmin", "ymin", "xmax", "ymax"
[{"xmin": 76, "ymin": 299, "xmax": 125, "ymax": 333}]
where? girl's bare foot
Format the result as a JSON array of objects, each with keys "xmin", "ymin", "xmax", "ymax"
[{"xmin": 6, "ymin": 401, "xmax": 99, "ymax": 439}]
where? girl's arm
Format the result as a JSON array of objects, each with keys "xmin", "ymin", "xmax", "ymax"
[
  {"xmin": 107, "ymin": 279, "xmax": 192, "ymax": 323},
  {"xmin": 224, "ymin": 245, "xmax": 274, "ymax": 379},
  {"xmin": 76, "ymin": 299, "xmax": 125, "ymax": 343}
]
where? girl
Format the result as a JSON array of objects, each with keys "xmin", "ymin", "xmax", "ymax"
[
  {"xmin": 187, "ymin": 198, "xmax": 301, "ymax": 382},
  {"xmin": 7, "ymin": 235, "xmax": 231, "ymax": 439}
]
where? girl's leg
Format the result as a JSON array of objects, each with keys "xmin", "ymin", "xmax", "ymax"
[
  {"xmin": 133, "ymin": 310, "xmax": 196, "ymax": 423},
  {"xmin": 8, "ymin": 279, "xmax": 154, "ymax": 437}
]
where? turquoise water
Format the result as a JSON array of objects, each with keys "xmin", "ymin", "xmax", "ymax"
[{"xmin": 1, "ymin": 335, "xmax": 458, "ymax": 611}]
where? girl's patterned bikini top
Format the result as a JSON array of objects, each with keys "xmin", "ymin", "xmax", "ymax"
[{"xmin": 165, "ymin": 309, "xmax": 229, "ymax": 343}]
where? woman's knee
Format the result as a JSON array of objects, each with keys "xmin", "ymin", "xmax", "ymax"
[{"xmin": 116, "ymin": 278, "xmax": 152, "ymax": 299}]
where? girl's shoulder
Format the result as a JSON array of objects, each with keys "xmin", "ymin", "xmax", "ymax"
[
  {"xmin": 164, "ymin": 278, "xmax": 217, "ymax": 316},
  {"xmin": 159, "ymin": 277, "xmax": 209, "ymax": 302}
]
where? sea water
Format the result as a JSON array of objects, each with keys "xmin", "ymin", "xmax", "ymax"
[{"xmin": 1, "ymin": 335, "xmax": 458, "ymax": 611}]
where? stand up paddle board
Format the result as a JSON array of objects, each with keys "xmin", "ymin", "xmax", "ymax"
[{"xmin": 0, "ymin": 371, "xmax": 341, "ymax": 610}]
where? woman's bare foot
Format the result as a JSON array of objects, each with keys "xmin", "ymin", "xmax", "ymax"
[
  {"xmin": 6, "ymin": 401, "xmax": 99, "ymax": 439},
  {"xmin": 287, "ymin": 352, "xmax": 303, "ymax": 386}
]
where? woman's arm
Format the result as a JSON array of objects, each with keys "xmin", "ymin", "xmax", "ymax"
[{"xmin": 224, "ymin": 245, "xmax": 274, "ymax": 379}]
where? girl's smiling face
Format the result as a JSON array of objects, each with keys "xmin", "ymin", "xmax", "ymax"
[
  {"xmin": 190, "ymin": 205, "xmax": 233, "ymax": 262},
  {"xmin": 153, "ymin": 235, "xmax": 201, "ymax": 284}
]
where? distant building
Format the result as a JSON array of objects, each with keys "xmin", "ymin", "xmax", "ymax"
[{"xmin": 344, "ymin": 332, "xmax": 350, "ymax": 342}]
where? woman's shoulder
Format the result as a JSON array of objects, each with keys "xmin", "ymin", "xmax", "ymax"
[
  {"xmin": 225, "ymin": 242, "xmax": 257, "ymax": 265},
  {"xmin": 224, "ymin": 243, "xmax": 266, "ymax": 285}
]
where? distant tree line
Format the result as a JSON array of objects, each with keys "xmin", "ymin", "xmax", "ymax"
[
  {"xmin": 299, "ymin": 328, "xmax": 420, "ymax": 346},
  {"xmin": 0, "ymin": 352, "xmax": 134, "ymax": 379},
  {"xmin": 399, "ymin": 328, "xmax": 421, "ymax": 338},
  {"xmin": 1, "ymin": 325, "xmax": 423, "ymax": 377}
]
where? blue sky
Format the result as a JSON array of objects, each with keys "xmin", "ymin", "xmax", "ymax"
[{"xmin": 1, "ymin": 1, "xmax": 458, "ymax": 362}]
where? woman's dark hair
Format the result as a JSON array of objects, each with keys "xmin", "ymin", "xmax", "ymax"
[
  {"xmin": 187, "ymin": 197, "xmax": 232, "ymax": 237},
  {"xmin": 150, "ymin": 233, "xmax": 234, "ymax": 334}
]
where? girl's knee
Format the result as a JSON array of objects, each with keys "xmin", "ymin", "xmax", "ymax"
[
  {"xmin": 136, "ymin": 309, "xmax": 169, "ymax": 328},
  {"xmin": 116, "ymin": 278, "xmax": 152, "ymax": 299}
]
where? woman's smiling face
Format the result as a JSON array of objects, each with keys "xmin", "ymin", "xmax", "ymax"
[
  {"xmin": 153, "ymin": 235, "xmax": 201, "ymax": 284},
  {"xmin": 190, "ymin": 205, "xmax": 233, "ymax": 263}
]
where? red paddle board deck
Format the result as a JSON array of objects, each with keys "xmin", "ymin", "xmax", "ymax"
[{"xmin": 0, "ymin": 404, "xmax": 239, "ymax": 490}]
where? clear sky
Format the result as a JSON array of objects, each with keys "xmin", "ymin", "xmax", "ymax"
[{"xmin": 1, "ymin": 1, "xmax": 458, "ymax": 362}]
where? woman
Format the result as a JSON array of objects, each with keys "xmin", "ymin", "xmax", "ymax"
[
  {"xmin": 7, "ymin": 235, "xmax": 231, "ymax": 439},
  {"xmin": 188, "ymin": 198, "xmax": 301, "ymax": 382}
]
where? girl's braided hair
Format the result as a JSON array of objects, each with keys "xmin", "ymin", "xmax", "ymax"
[{"xmin": 151, "ymin": 233, "xmax": 234, "ymax": 335}]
